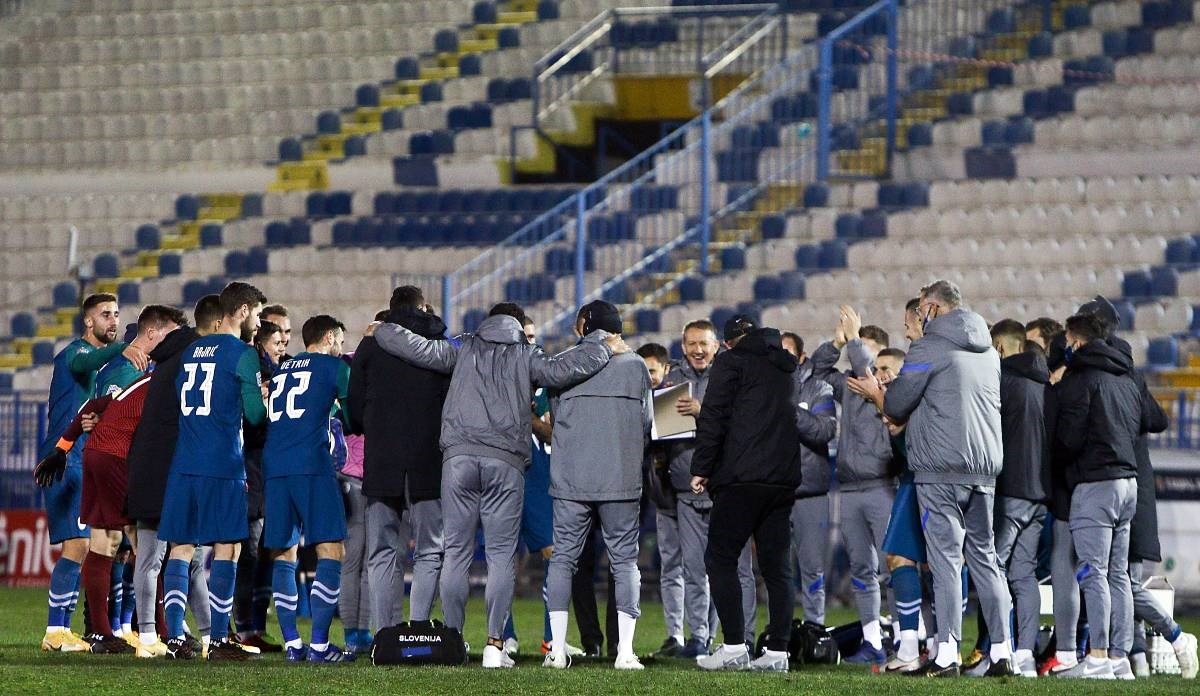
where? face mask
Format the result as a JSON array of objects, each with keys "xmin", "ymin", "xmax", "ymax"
[{"xmin": 1062, "ymin": 345, "xmax": 1074, "ymax": 365}]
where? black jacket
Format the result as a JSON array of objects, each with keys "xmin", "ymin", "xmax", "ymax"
[
  {"xmin": 349, "ymin": 307, "xmax": 451, "ymax": 502},
  {"xmin": 1113, "ymin": 337, "xmax": 1170, "ymax": 562},
  {"xmin": 241, "ymin": 351, "xmax": 276, "ymax": 519},
  {"xmin": 996, "ymin": 352, "xmax": 1049, "ymax": 502},
  {"xmin": 125, "ymin": 327, "xmax": 198, "ymax": 524},
  {"xmin": 1052, "ymin": 339, "xmax": 1141, "ymax": 493},
  {"xmin": 691, "ymin": 328, "xmax": 803, "ymax": 492}
]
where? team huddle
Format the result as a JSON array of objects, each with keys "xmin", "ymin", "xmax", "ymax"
[{"xmin": 29, "ymin": 278, "xmax": 1200, "ymax": 679}]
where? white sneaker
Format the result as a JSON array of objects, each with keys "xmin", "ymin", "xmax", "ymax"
[
  {"xmin": 1131, "ymin": 652, "xmax": 1150, "ymax": 678},
  {"xmin": 614, "ymin": 654, "xmax": 644, "ymax": 670},
  {"xmin": 1176, "ymin": 632, "xmax": 1198, "ymax": 680},
  {"xmin": 749, "ymin": 648, "xmax": 789, "ymax": 672},
  {"xmin": 542, "ymin": 650, "xmax": 570, "ymax": 669},
  {"xmin": 1055, "ymin": 655, "xmax": 1115, "ymax": 679},
  {"xmin": 964, "ymin": 655, "xmax": 991, "ymax": 678},
  {"xmin": 1014, "ymin": 651, "xmax": 1037, "ymax": 678},
  {"xmin": 482, "ymin": 644, "xmax": 516, "ymax": 669},
  {"xmin": 1111, "ymin": 657, "xmax": 1135, "ymax": 680},
  {"xmin": 697, "ymin": 644, "xmax": 750, "ymax": 671},
  {"xmin": 564, "ymin": 642, "xmax": 585, "ymax": 657},
  {"xmin": 884, "ymin": 655, "xmax": 922, "ymax": 673},
  {"xmin": 503, "ymin": 638, "xmax": 519, "ymax": 656}
]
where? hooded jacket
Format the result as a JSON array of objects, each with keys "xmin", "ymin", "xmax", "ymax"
[
  {"xmin": 665, "ymin": 359, "xmax": 712, "ymax": 504},
  {"xmin": 691, "ymin": 328, "xmax": 806, "ymax": 493},
  {"xmin": 1052, "ymin": 339, "xmax": 1141, "ymax": 488},
  {"xmin": 996, "ymin": 351, "xmax": 1050, "ymax": 502},
  {"xmin": 883, "ymin": 309, "xmax": 1003, "ymax": 485},
  {"xmin": 792, "ymin": 358, "xmax": 837, "ymax": 497},
  {"xmin": 811, "ymin": 339, "xmax": 894, "ymax": 490},
  {"xmin": 549, "ymin": 352, "xmax": 651, "ymax": 502},
  {"xmin": 349, "ymin": 306, "xmax": 452, "ymax": 502},
  {"xmin": 373, "ymin": 314, "xmax": 612, "ymax": 470},
  {"xmin": 125, "ymin": 326, "xmax": 198, "ymax": 523}
]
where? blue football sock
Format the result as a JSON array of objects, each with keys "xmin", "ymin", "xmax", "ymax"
[
  {"xmin": 163, "ymin": 558, "xmax": 190, "ymax": 639},
  {"xmin": 109, "ymin": 561, "xmax": 126, "ymax": 632},
  {"xmin": 47, "ymin": 557, "xmax": 81, "ymax": 630},
  {"xmin": 960, "ymin": 566, "xmax": 969, "ymax": 615},
  {"xmin": 541, "ymin": 568, "xmax": 552, "ymax": 642},
  {"xmin": 207, "ymin": 559, "xmax": 236, "ymax": 641},
  {"xmin": 891, "ymin": 565, "xmax": 921, "ymax": 632},
  {"xmin": 272, "ymin": 560, "xmax": 300, "ymax": 645},
  {"xmin": 358, "ymin": 628, "xmax": 372, "ymax": 645},
  {"xmin": 121, "ymin": 564, "xmax": 136, "ymax": 628},
  {"xmin": 310, "ymin": 559, "xmax": 341, "ymax": 647},
  {"xmin": 502, "ymin": 613, "xmax": 516, "ymax": 642},
  {"xmin": 1167, "ymin": 625, "xmax": 1182, "ymax": 643}
]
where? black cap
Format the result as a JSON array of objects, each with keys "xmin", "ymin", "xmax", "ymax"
[
  {"xmin": 579, "ymin": 300, "xmax": 622, "ymax": 335},
  {"xmin": 1076, "ymin": 295, "xmax": 1120, "ymax": 331},
  {"xmin": 723, "ymin": 314, "xmax": 758, "ymax": 342}
]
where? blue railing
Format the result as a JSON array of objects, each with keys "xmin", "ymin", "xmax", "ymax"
[{"xmin": 0, "ymin": 394, "xmax": 46, "ymax": 509}]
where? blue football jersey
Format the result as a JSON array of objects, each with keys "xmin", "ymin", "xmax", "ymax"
[
  {"xmin": 170, "ymin": 333, "xmax": 263, "ymax": 480},
  {"xmin": 41, "ymin": 338, "xmax": 99, "ymax": 461},
  {"xmin": 262, "ymin": 352, "xmax": 350, "ymax": 479}
]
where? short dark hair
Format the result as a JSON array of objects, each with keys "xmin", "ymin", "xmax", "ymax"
[
  {"xmin": 1065, "ymin": 313, "xmax": 1107, "ymax": 344},
  {"xmin": 878, "ymin": 347, "xmax": 906, "ymax": 361},
  {"xmin": 374, "ymin": 309, "xmax": 390, "ymax": 322},
  {"xmin": 138, "ymin": 304, "xmax": 188, "ymax": 331},
  {"xmin": 194, "ymin": 294, "xmax": 223, "ymax": 328},
  {"xmin": 390, "ymin": 286, "xmax": 425, "ymax": 312},
  {"xmin": 488, "ymin": 302, "xmax": 526, "ymax": 324},
  {"xmin": 302, "ymin": 315, "xmax": 346, "ymax": 347},
  {"xmin": 990, "ymin": 318, "xmax": 1026, "ymax": 345},
  {"xmin": 218, "ymin": 281, "xmax": 266, "ymax": 318},
  {"xmin": 905, "ymin": 297, "xmax": 921, "ymax": 313},
  {"xmin": 261, "ymin": 304, "xmax": 288, "ymax": 319},
  {"xmin": 636, "ymin": 343, "xmax": 669, "ymax": 364},
  {"xmin": 683, "ymin": 319, "xmax": 716, "ymax": 337},
  {"xmin": 781, "ymin": 331, "xmax": 804, "ymax": 354},
  {"xmin": 859, "ymin": 325, "xmax": 889, "ymax": 347},
  {"xmin": 1025, "ymin": 317, "xmax": 1063, "ymax": 344},
  {"xmin": 255, "ymin": 321, "xmax": 282, "ymax": 350},
  {"xmin": 81, "ymin": 293, "xmax": 117, "ymax": 314}
]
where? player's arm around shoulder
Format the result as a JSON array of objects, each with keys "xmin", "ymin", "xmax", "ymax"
[
  {"xmin": 374, "ymin": 322, "xmax": 458, "ymax": 374},
  {"xmin": 237, "ymin": 345, "xmax": 268, "ymax": 426}
]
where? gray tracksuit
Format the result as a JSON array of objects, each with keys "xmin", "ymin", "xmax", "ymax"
[
  {"xmin": 546, "ymin": 353, "xmax": 651, "ymax": 620},
  {"xmin": 374, "ymin": 315, "xmax": 613, "ymax": 637},
  {"xmin": 811, "ymin": 341, "xmax": 896, "ymax": 627},
  {"xmin": 664, "ymin": 359, "xmax": 755, "ymax": 644},
  {"xmin": 883, "ymin": 308, "xmax": 1010, "ymax": 649},
  {"xmin": 789, "ymin": 360, "xmax": 838, "ymax": 624}
]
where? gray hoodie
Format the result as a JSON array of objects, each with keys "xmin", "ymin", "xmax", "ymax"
[
  {"xmin": 811, "ymin": 340, "xmax": 895, "ymax": 491},
  {"xmin": 549, "ymin": 352, "xmax": 651, "ymax": 502},
  {"xmin": 373, "ymin": 314, "xmax": 612, "ymax": 470},
  {"xmin": 883, "ymin": 308, "xmax": 1002, "ymax": 486},
  {"xmin": 793, "ymin": 360, "xmax": 838, "ymax": 497},
  {"xmin": 665, "ymin": 360, "xmax": 711, "ymax": 504}
]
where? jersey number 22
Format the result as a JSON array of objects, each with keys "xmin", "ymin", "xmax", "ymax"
[{"xmin": 268, "ymin": 371, "xmax": 311, "ymax": 422}]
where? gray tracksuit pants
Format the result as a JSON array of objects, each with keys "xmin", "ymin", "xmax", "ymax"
[
  {"xmin": 839, "ymin": 487, "xmax": 893, "ymax": 627},
  {"xmin": 916, "ymin": 482, "xmax": 1012, "ymax": 648},
  {"xmin": 1069, "ymin": 478, "xmax": 1137, "ymax": 657},
  {"xmin": 656, "ymin": 509, "xmax": 685, "ymax": 639},
  {"xmin": 1050, "ymin": 516, "xmax": 1080, "ymax": 651},
  {"xmin": 134, "ymin": 524, "xmax": 210, "ymax": 635},
  {"xmin": 993, "ymin": 496, "xmax": 1045, "ymax": 652},
  {"xmin": 1130, "ymin": 561, "xmax": 1181, "ymax": 652},
  {"xmin": 547, "ymin": 498, "xmax": 641, "ymax": 619},
  {"xmin": 677, "ymin": 498, "xmax": 756, "ymax": 644},
  {"xmin": 339, "ymin": 475, "xmax": 371, "ymax": 631},
  {"xmin": 440, "ymin": 454, "xmax": 523, "ymax": 638},
  {"xmin": 791, "ymin": 495, "xmax": 830, "ymax": 625},
  {"xmin": 367, "ymin": 490, "xmax": 444, "ymax": 627}
]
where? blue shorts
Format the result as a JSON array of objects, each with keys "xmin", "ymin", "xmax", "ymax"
[
  {"xmin": 158, "ymin": 471, "xmax": 248, "ymax": 546},
  {"xmin": 882, "ymin": 473, "xmax": 926, "ymax": 564},
  {"xmin": 263, "ymin": 474, "xmax": 347, "ymax": 550},
  {"xmin": 44, "ymin": 465, "xmax": 89, "ymax": 544}
]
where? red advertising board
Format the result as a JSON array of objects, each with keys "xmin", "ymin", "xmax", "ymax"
[{"xmin": 0, "ymin": 509, "xmax": 61, "ymax": 587}]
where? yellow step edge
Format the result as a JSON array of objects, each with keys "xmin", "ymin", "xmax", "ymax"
[
  {"xmin": 0, "ymin": 355, "xmax": 33, "ymax": 369},
  {"xmin": 11, "ymin": 337, "xmax": 39, "ymax": 354},
  {"xmin": 196, "ymin": 207, "xmax": 241, "ymax": 222},
  {"xmin": 459, "ymin": 38, "xmax": 499, "ymax": 53},
  {"xmin": 381, "ymin": 94, "xmax": 420, "ymax": 109},
  {"xmin": 419, "ymin": 67, "xmax": 458, "ymax": 81},
  {"xmin": 201, "ymin": 193, "xmax": 243, "ymax": 209},
  {"xmin": 271, "ymin": 161, "xmax": 329, "ymax": 191},
  {"xmin": 340, "ymin": 121, "xmax": 381, "ymax": 136},
  {"xmin": 501, "ymin": 0, "xmax": 539, "ymax": 13},
  {"xmin": 90, "ymin": 282, "xmax": 119, "ymax": 296},
  {"xmin": 36, "ymin": 323, "xmax": 72, "ymax": 339},
  {"xmin": 393, "ymin": 79, "xmax": 430, "ymax": 95},
  {"xmin": 498, "ymin": 10, "xmax": 537, "ymax": 23},
  {"xmin": 474, "ymin": 22, "xmax": 522, "ymax": 40},
  {"xmin": 352, "ymin": 108, "xmax": 384, "ymax": 124}
]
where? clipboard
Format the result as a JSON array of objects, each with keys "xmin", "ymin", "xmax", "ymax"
[{"xmin": 651, "ymin": 382, "xmax": 696, "ymax": 441}]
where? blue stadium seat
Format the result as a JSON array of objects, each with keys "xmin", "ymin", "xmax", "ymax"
[
  {"xmin": 278, "ymin": 137, "xmax": 303, "ymax": 162},
  {"xmin": 459, "ymin": 54, "xmax": 482, "ymax": 76},
  {"xmin": 473, "ymin": 0, "xmax": 497, "ymax": 24},
  {"xmin": 246, "ymin": 247, "xmax": 269, "ymax": 275},
  {"xmin": 93, "ymin": 253, "xmax": 119, "ymax": 278},
  {"xmin": 200, "ymin": 223, "xmax": 222, "ymax": 247},
  {"xmin": 447, "ymin": 105, "xmax": 473, "ymax": 129},
  {"xmin": 668, "ymin": 338, "xmax": 683, "ymax": 361},
  {"xmin": 1127, "ymin": 26, "xmax": 1155, "ymax": 54},
  {"xmin": 1143, "ymin": 1, "xmax": 1172, "ymax": 27},
  {"xmin": 907, "ymin": 65, "xmax": 935, "ymax": 90},
  {"xmin": 835, "ymin": 213, "xmax": 862, "ymax": 238},
  {"xmin": 877, "ymin": 183, "xmax": 903, "ymax": 207},
  {"xmin": 1063, "ymin": 4, "xmax": 1090, "ymax": 28},
  {"xmin": 1146, "ymin": 336, "xmax": 1178, "ymax": 367},
  {"xmin": 434, "ymin": 29, "xmax": 458, "ymax": 53},
  {"xmin": 803, "ymin": 183, "xmax": 829, "ymax": 208},
  {"xmin": 981, "ymin": 120, "xmax": 1007, "ymax": 146},
  {"xmin": 508, "ymin": 78, "xmax": 532, "ymax": 101},
  {"xmin": 902, "ymin": 182, "xmax": 929, "ymax": 207},
  {"xmin": 1114, "ymin": 300, "xmax": 1136, "ymax": 330},
  {"xmin": 487, "ymin": 79, "xmax": 509, "ymax": 103},
  {"xmin": 117, "ymin": 281, "xmax": 139, "ymax": 306},
  {"xmin": 0, "ymin": 372, "xmax": 12, "ymax": 394},
  {"xmin": 224, "ymin": 250, "xmax": 248, "ymax": 276},
  {"xmin": 327, "ymin": 191, "xmax": 352, "ymax": 216},
  {"xmin": 679, "ymin": 276, "xmax": 705, "ymax": 302},
  {"xmin": 1166, "ymin": 237, "xmax": 1197, "ymax": 264},
  {"xmin": 395, "ymin": 57, "xmax": 420, "ymax": 80},
  {"xmin": 316, "ymin": 110, "xmax": 341, "ymax": 135},
  {"xmin": 469, "ymin": 103, "xmax": 493, "ymax": 129},
  {"xmin": 183, "ymin": 279, "xmax": 209, "ymax": 305},
  {"xmin": 158, "ymin": 253, "xmax": 181, "ymax": 276},
  {"xmin": 986, "ymin": 8, "xmax": 1015, "ymax": 34},
  {"xmin": 10, "ymin": 312, "xmax": 35, "ymax": 338},
  {"xmin": 753, "ymin": 276, "xmax": 783, "ymax": 301},
  {"xmin": 1046, "ymin": 85, "xmax": 1075, "ymax": 113},
  {"xmin": 355, "ymin": 84, "xmax": 380, "ymax": 107},
  {"xmin": 794, "ymin": 243, "xmax": 820, "ymax": 269},
  {"xmin": 498, "ymin": 27, "xmax": 520, "ymax": 48},
  {"xmin": 382, "ymin": 108, "xmax": 404, "ymax": 131},
  {"xmin": 1151, "ymin": 267, "xmax": 1179, "ymax": 296},
  {"xmin": 760, "ymin": 215, "xmax": 786, "ymax": 240},
  {"xmin": 818, "ymin": 240, "xmax": 847, "ymax": 269},
  {"xmin": 602, "ymin": 279, "xmax": 631, "ymax": 304},
  {"xmin": 1102, "ymin": 29, "xmax": 1128, "ymax": 58},
  {"xmin": 1027, "ymin": 32, "xmax": 1053, "ymax": 58},
  {"xmin": 289, "ymin": 220, "xmax": 311, "ymax": 246},
  {"xmin": 136, "ymin": 224, "xmax": 160, "ymax": 250},
  {"xmin": 1004, "ymin": 117, "xmax": 1034, "ymax": 145},
  {"xmin": 332, "ymin": 220, "xmax": 356, "ymax": 246},
  {"xmin": 241, "ymin": 194, "xmax": 263, "ymax": 218},
  {"xmin": 305, "ymin": 192, "xmax": 327, "ymax": 217},
  {"xmin": 860, "ymin": 211, "xmax": 887, "ymax": 238},
  {"xmin": 344, "ymin": 135, "xmax": 367, "ymax": 158},
  {"xmin": 907, "ymin": 123, "xmax": 933, "ymax": 147},
  {"xmin": 1022, "ymin": 89, "xmax": 1048, "ymax": 118},
  {"xmin": 987, "ymin": 66, "xmax": 1014, "ymax": 88},
  {"xmin": 374, "ymin": 192, "xmax": 396, "ymax": 216},
  {"xmin": 431, "ymin": 130, "xmax": 455, "ymax": 154},
  {"xmin": 32, "ymin": 341, "xmax": 56, "ymax": 366},
  {"xmin": 409, "ymin": 132, "xmax": 434, "ymax": 155},
  {"xmin": 354, "ymin": 218, "xmax": 382, "ymax": 246},
  {"xmin": 711, "ymin": 306, "xmax": 737, "ymax": 336},
  {"xmin": 635, "ymin": 308, "xmax": 661, "ymax": 334},
  {"xmin": 537, "ymin": 0, "xmax": 560, "ymax": 20},
  {"xmin": 1121, "ymin": 270, "xmax": 1153, "ymax": 298},
  {"xmin": 720, "ymin": 246, "xmax": 746, "ymax": 271},
  {"xmin": 779, "ymin": 271, "xmax": 806, "ymax": 300},
  {"xmin": 175, "ymin": 194, "xmax": 200, "ymax": 220}
]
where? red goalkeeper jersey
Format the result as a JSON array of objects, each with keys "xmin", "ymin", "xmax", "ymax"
[{"xmin": 82, "ymin": 373, "xmax": 152, "ymax": 461}]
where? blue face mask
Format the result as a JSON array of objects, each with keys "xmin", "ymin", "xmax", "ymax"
[{"xmin": 1062, "ymin": 345, "xmax": 1074, "ymax": 365}]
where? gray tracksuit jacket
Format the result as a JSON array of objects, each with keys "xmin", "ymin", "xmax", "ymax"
[
  {"xmin": 793, "ymin": 358, "xmax": 838, "ymax": 498},
  {"xmin": 373, "ymin": 314, "xmax": 612, "ymax": 470},
  {"xmin": 883, "ymin": 308, "xmax": 1003, "ymax": 486},
  {"xmin": 811, "ymin": 339, "xmax": 895, "ymax": 491},
  {"xmin": 549, "ymin": 352, "xmax": 651, "ymax": 502},
  {"xmin": 665, "ymin": 360, "xmax": 710, "ymax": 504}
]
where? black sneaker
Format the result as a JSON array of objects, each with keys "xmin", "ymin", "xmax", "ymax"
[
  {"xmin": 582, "ymin": 643, "xmax": 603, "ymax": 658},
  {"xmin": 87, "ymin": 633, "xmax": 135, "ymax": 655},
  {"xmin": 653, "ymin": 637, "xmax": 684, "ymax": 658},
  {"xmin": 207, "ymin": 638, "xmax": 252, "ymax": 661},
  {"xmin": 906, "ymin": 660, "xmax": 959, "ymax": 677},
  {"xmin": 984, "ymin": 657, "xmax": 1017, "ymax": 677},
  {"xmin": 184, "ymin": 635, "xmax": 202, "ymax": 655},
  {"xmin": 165, "ymin": 636, "xmax": 195, "ymax": 660}
]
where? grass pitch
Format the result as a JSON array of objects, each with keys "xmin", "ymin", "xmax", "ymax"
[{"xmin": 0, "ymin": 586, "xmax": 1196, "ymax": 694}]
